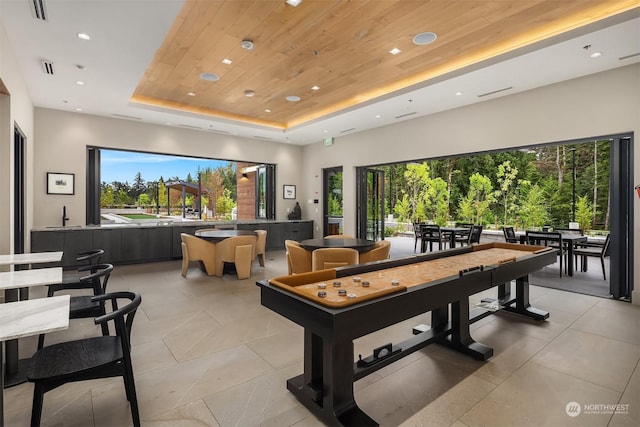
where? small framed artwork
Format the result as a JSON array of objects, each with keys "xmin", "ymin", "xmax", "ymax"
[
  {"xmin": 47, "ymin": 172, "xmax": 75, "ymax": 195},
  {"xmin": 283, "ymin": 184, "xmax": 296, "ymax": 199}
]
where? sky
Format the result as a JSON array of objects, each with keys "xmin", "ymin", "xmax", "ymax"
[{"xmin": 101, "ymin": 149, "xmax": 229, "ymax": 184}]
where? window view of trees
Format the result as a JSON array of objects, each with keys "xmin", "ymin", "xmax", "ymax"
[
  {"xmin": 381, "ymin": 141, "xmax": 610, "ymax": 234},
  {"xmin": 100, "ymin": 152, "xmax": 239, "ymax": 220}
]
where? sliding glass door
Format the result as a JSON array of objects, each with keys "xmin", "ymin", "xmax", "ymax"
[{"xmin": 356, "ymin": 167, "xmax": 385, "ymax": 240}]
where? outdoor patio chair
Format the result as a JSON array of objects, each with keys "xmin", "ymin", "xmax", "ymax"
[
  {"xmin": 503, "ymin": 227, "xmax": 518, "ymax": 243},
  {"xmin": 574, "ymin": 233, "xmax": 610, "ymax": 280}
]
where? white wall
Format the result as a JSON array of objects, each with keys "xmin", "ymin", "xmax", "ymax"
[
  {"xmin": 301, "ymin": 64, "xmax": 639, "ymax": 299},
  {"xmin": 0, "ymin": 22, "xmax": 35, "ymax": 255},
  {"xmin": 33, "ymin": 109, "xmax": 304, "ymax": 226}
]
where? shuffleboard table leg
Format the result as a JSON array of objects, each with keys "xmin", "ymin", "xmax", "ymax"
[
  {"xmin": 441, "ymin": 298, "xmax": 493, "ymax": 361},
  {"xmin": 501, "ymin": 275, "xmax": 549, "ymax": 321},
  {"xmin": 287, "ymin": 329, "xmax": 378, "ymax": 426}
]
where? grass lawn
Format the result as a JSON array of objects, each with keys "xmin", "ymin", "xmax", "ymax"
[{"xmin": 119, "ymin": 213, "xmax": 158, "ymax": 219}]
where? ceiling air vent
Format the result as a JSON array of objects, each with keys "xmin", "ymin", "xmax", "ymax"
[
  {"xmin": 111, "ymin": 114, "xmax": 142, "ymax": 120},
  {"xmin": 477, "ymin": 86, "xmax": 513, "ymax": 98},
  {"xmin": 178, "ymin": 124, "xmax": 202, "ymax": 130},
  {"xmin": 395, "ymin": 112, "xmax": 416, "ymax": 119},
  {"xmin": 30, "ymin": 0, "xmax": 47, "ymax": 21},
  {"xmin": 253, "ymin": 136, "xmax": 273, "ymax": 140},
  {"xmin": 209, "ymin": 129, "xmax": 230, "ymax": 134},
  {"xmin": 340, "ymin": 127, "xmax": 355, "ymax": 133},
  {"xmin": 40, "ymin": 59, "xmax": 54, "ymax": 75},
  {"xmin": 619, "ymin": 52, "xmax": 640, "ymax": 61}
]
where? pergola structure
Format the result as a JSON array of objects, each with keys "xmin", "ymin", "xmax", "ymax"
[{"xmin": 165, "ymin": 179, "xmax": 202, "ymax": 219}]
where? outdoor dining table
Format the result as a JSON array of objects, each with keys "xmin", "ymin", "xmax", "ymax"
[
  {"xmin": 0, "ymin": 295, "xmax": 70, "ymax": 427},
  {"xmin": 0, "ymin": 267, "xmax": 63, "ymax": 387},
  {"xmin": 519, "ymin": 232, "xmax": 587, "ymax": 276},
  {"xmin": 439, "ymin": 226, "xmax": 471, "ymax": 248}
]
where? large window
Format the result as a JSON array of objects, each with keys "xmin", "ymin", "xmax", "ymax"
[{"xmin": 87, "ymin": 147, "xmax": 275, "ymax": 224}]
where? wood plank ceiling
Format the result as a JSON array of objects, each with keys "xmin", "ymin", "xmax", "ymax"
[{"xmin": 131, "ymin": 0, "xmax": 637, "ymax": 130}]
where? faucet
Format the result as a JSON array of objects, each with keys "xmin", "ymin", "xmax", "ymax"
[{"xmin": 62, "ymin": 205, "xmax": 69, "ymax": 226}]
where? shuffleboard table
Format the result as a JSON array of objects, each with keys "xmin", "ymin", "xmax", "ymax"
[{"xmin": 256, "ymin": 242, "xmax": 556, "ymax": 426}]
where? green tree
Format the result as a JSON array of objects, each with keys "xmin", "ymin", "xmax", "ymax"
[
  {"xmin": 101, "ymin": 185, "xmax": 115, "ymax": 208},
  {"xmin": 216, "ymin": 188, "xmax": 235, "ymax": 218},
  {"xmin": 393, "ymin": 194, "xmax": 411, "ymax": 223},
  {"xmin": 465, "ymin": 173, "xmax": 494, "ymax": 224},
  {"xmin": 137, "ymin": 193, "xmax": 150, "ymax": 207},
  {"xmin": 575, "ymin": 195, "xmax": 594, "ymax": 233},
  {"xmin": 518, "ymin": 183, "xmax": 549, "ymax": 229},
  {"xmin": 495, "ymin": 160, "xmax": 518, "ymax": 225},
  {"xmin": 403, "ymin": 163, "xmax": 430, "ymax": 222}
]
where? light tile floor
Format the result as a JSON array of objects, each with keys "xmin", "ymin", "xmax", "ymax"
[{"xmin": 4, "ymin": 237, "xmax": 639, "ymax": 426}]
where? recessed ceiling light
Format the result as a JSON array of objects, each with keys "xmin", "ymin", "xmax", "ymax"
[
  {"xmin": 221, "ymin": 58, "xmax": 233, "ymax": 65},
  {"xmin": 375, "ymin": 115, "xmax": 381, "ymax": 118},
  {"xmin": 265, "ymin": 109, "xmax": 271, "ymax": 113},
  {"xmin": 285, "ymin": 0, "xmax": 302, "ymax": 6},
  {"xmin": 200, "ymin": 72, "xmax": 219, "ymax": 81},
  {"xmin": 412, "ymin": 32, "xmax": 437, "ymax": 45},
  {"xmin": 389, "ymin": 48, "xmax": 402, "ymax": 55},
  {"xmin": 75, "ymin": 108, "xmax": 83, "ymax": 112},
  {"xmin": 187, "ymin": 92, "xmax": 196, "ymax": 96},
  {"xmin": 455, "ymin": 91, "xmax": 463, "ymax": 96},
  {"xmin": 245, "ymin": 90, "xmax": 255, "ymax": 97},
  {"xmin": 286, "ymin": 95, "xmax": 301, "ymax": 102},
  {"xmin": 241, "ymin": 39, "xmax": 254, "ymax": 50},
  {"xmin": 77, "ymin": 33, "xmax": 90, "ymax": 40},
  {"xmin": 323, "ymin": 130, "xmax": 328, "ymax": 133},
  {"xmin": 75, "ymin": 81, "xmax": 85, "ymax": 85},
  {"xmin": 166, "ymin": 122, "xmax": 172, "ymax": 125},
  {"xmin": 311, "ymin": 85, "xmax": 320, "ymax": 91},
  {"xmin": 590, "ymin": 52, "xmax": 602, "ymax": 58}
]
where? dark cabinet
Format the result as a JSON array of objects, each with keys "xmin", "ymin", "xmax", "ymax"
[
  {"xmin": 91, "ymin": 228, "xmax": 123, "ymax": 263},
  {"xmin": 31, "ymin": 220, "xmax": 313, "ymax": 267}
]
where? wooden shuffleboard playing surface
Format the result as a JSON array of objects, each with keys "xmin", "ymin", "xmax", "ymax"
[{"xmin": 270, "ymin": 243, "xmax": 551, "ymax": 308}]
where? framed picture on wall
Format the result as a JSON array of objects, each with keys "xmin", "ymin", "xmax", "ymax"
[
  {"xmin": 47, "ymin": 172, "xmax": 75, "ymax": 195},
  {"xmin": 283, "ymin": 184, "xmax": 296, "ymax": 199}
]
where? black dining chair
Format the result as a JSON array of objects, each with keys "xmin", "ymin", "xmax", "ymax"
[
  {"xmin": 455, "ymin": 223, "xmax": 473, "ymax": 246},
  {"xmin": 467, "ymin": 225, "xmax": 483, "ymax": 244},
  {"xmin": 412, "ymin": 222, "xmax": 423, "ymax": 252},
  {"xmin": 574, "ymin": 234, "xmax": 610, "ymax": 280},
  {"xmin": 38, "ymin": 263, "xmax": 114, "ymax": 349},
  {"xmin": 420, "ymin": 224, "xmax": 448, "ymax": 252},
  {"xmin": 27, "ymin": 291, "xmax": 142, "ymax": 427},
  {"xmin": 526, "ymin": 231, "xmax": 565, "ymax": 277},
  {"xmin": 503, "ymin": 227, "xmax": 518, "ymax": 243},
  {"xmin": 45, "ymin": 249, "xmax": 104, "ymax": 295}
]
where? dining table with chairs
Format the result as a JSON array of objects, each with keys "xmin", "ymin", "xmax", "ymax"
[{"xmin": 519, "ymin": 230, "xmax": 587, "ymax": 277}]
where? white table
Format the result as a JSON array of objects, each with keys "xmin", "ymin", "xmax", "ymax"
[
  {"xmin": 0, "ymin": 295, "xmax": 70, "ymax": 427},
  {"xmin": 0, "ymin": 252, "xmax": 63, "ymax": 267},
  {"xmin": 0, "ymin": 268, "xmax": 63, "ymax": 388}
]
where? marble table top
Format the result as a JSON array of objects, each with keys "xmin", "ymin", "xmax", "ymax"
[
  {"xmin": 0, "ymin": 267, "xmax": 62, "ymax": 290},
  {"xmin": 0, "ymin": 295, "xmax": 70, "ymax": 341},
  {"xmin": 0, "ymin": 251, "xmax": 63, "ymax": 266}
]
